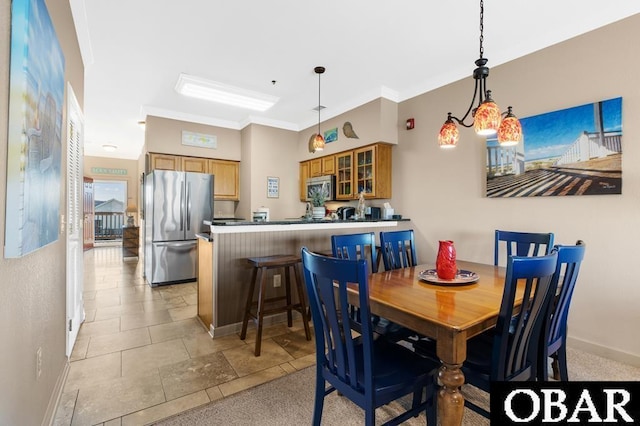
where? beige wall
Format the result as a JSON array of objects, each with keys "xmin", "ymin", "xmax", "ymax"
[
  {"xmin": 144, "ymin": 115, "xmax": 241, "ymax": 161},
  {"xmin": 395, "ymin": 14, "xmax": 640, "ymax": 363},
  {"xmin": 84, "ymin": 156, "xmax": 141, "ymax": 212},
  {"xmin": 0, "ymin": 0, "xmax": 83, "ymax": 424},
  {"xmin": 297, "ymin": 98, "xmax": 400, "ymax": 161}
]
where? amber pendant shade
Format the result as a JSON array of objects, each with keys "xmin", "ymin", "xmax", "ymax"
[
  {"xmin": 436, "ymin": 240, "xmax": 457, "ymax": 280},
  {"xmin": 312, "ymin": 134, "xmax": 325, "ymax": 152},
  {"xmin": 497, "ymin": 106, "xmax": 522, "ymax": 146},
  {"xmin": 438, "ymin": 116, "xmax": 459, "ymax": 149},
  {"xmin": 474, "ymin": 99, "xmax": 501, "ymax": 136}
]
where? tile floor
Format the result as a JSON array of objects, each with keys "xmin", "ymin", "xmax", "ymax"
[{"xmin": 53, "ymin": 245, "xmax": 315, "ymax": 426}]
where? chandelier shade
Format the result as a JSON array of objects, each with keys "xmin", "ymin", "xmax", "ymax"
[
  {"xmin": 437, "ymin": 0, "xmax": 522, "ymax": 148},
  {"xmin": 497, "ymin": 106, "xmax": 522, "ymax": 146},
  {"xmin": 438, "ymin": 114, "xmax": 459, "ymax": 148}
]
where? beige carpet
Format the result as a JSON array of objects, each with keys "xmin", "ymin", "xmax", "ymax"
[{"xmin": 153, "ymin": 347, "xmax": 640, "ymax": 425}]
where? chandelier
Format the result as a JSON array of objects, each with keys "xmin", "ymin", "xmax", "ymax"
[
  {"xmin": 312, "ymin": 66, "xmax": 326, "ymax": 153},
  {"xmin": 438, "ymin": 0, "xmax": 522, "ymax": 149}
]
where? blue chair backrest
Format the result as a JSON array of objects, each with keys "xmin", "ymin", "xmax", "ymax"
[
  {"xmin": 546, "ymin": 241, "xmax": 586, "ymax": 352},
  {"xmin": 494, "ymin": 230, "xmax": 555, "ymax": 266},
  {"xmin": 492, "ymin": 251, "xmax": 558, "ymax": 381},
  {"xmin": 301, "ymin": 247, "xmax": 375, "ymax": 393},
  {"xmin": 379, "ymin": 230, "xmax": 417, "ymax": 270},
  {"xmin": 331, "ymin": 232, "xmax": 378, "ymax": 273}
]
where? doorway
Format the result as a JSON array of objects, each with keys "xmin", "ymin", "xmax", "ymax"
[{"xmin": 93, "ymin": 180, "xmax": 127, "ymax": 244}]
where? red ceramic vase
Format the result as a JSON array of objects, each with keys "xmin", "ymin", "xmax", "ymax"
[{"xmin": 436, "ymin": 240, "xmax": 457, "ymax": 280}]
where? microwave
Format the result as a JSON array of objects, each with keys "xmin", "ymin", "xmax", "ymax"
[{"xmin": 306, "ymin": 175, "xmax": 336, "ymax": 202}]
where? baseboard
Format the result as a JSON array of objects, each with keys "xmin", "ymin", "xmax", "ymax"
[
  {"xmin": 42, "ymin": 359, "xmax": 70, "ymax": 426},
  {"xmin": 567, "ymin": 336, "xmax": 640, "ymax": 368},
  {"xmin": 210, "ymin": 312, "xmax": 303, "ymax": 338}
]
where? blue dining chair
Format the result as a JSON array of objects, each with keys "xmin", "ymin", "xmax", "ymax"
[
  {"xmin": 494, "ymin": 229, "xmax": 555, "ymax": 266},
  {"xmin": 379, "ymin": 229, "xmax": 417, "ymax": 270},
  {"xmin": 331, "ymin": 232, "xmax": 378, "ymax": 273},
  {"xmin": 300, "ymin": 247, "xmax": 438, "ymax": 426},
  {"xmin": 332, "ymin": 232, "xmax": 406, "ymax": 341},
  {"xmin": 539, "ymin": 240, "xmax": 586, "ymax": 381}
]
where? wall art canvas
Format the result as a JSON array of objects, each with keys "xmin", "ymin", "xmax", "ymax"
[
  {"xmin": 5, "ymin": 0, "xmax": 65, "ymax": 258},
  {"xmin": 486, "ymin": 97, "xmax": 622, "ymax": 197},
  {"xmin": 324, "ymin": 127, "xmax": 338, "ymax": 143}
]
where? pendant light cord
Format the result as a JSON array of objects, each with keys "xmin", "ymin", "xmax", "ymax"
[{"xmin": 479, "ymin": 0, "xmax": 484, "ymax": 59}]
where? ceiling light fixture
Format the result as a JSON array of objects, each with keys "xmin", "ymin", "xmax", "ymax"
[
  {"xmin": 175, "ymin": 73, "xmax": 279, "ymax": 111},
  {"xmin": 312, "ymin": 66, "xmax": 326, "ymax": 153},
  {"xmin": 438, "ymin": 0, "xmax": 522, "ymax": 149},
  {"xmin": 102, "ymin": 144, "xmax": 117, "ymax": 152}
]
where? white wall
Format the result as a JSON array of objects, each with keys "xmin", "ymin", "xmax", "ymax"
[{"xmin": 395, "ymin": 14, "xmax": 640, "ymax": 364}]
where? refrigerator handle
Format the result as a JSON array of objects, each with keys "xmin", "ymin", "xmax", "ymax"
[
  {"xmin": 186, "ymin": 182, "xmax": 192, "ymax": 230},
  {"xmin": 180, "ymin": 184, "xmax": 184, "ymax": 231}
]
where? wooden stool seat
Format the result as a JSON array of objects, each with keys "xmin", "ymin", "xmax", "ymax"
[{"xmin": 240, "ymin": 254, "xmax": 312, "ymax": 356}]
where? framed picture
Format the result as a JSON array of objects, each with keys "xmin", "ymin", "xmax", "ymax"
[
  {"xmin": 5, "ymin": 0, "xmax": 65, "ymax": 258},
  {"xmin": 267, "ymin": 176, "xmax": 279, "ymax": 198},
  {"xmin": 324, "ymin": 127, "xmax": 338, "ymax": 143},
  {"xmin": 486, "ymin": 97, "xmax": 622, "ymax": 197}
]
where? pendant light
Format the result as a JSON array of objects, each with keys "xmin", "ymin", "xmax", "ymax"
[
  {"xmin": 438, "ymin": 0, "xmax": 522, "ymax": 148},
  {"xmin": 312, "ymin": 66, "xmax": 326, "ymax": 153}
]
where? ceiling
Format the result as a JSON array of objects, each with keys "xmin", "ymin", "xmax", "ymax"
[{"xmin": 69, "ymin": 1, "xmax": 640, "ymax": 160}]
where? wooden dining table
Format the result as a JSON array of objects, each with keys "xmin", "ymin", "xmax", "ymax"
[{"xmin": 359, "ymin": 260, "xmax": 517, "ymax": 426}]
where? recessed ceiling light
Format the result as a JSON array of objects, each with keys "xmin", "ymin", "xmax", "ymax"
[
  {"xmin": 137, "ymin": 120, "xmax": 146, "ymax": 129},
  {"xmin": 175, "ymin": 73, "xmax": 279, "ymax": 111},
  {"xmin": 102, "ymin": 144, "xmax": 117, "ymax": 152}
]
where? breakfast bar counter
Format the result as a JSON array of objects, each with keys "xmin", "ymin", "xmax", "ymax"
[{"xmin": 196, "ymin": 219, "xmax": 411, "ymax": 337}]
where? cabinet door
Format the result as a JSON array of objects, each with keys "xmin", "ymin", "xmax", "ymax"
[
  {"xmin": 181, "ymin": 156, "xmax": 208, "ymax": 173},
  {"xmin": 309, "ymin": 158, "xmax": 322, "ymax": 177},
  {"xmin": 208, "ymin": 159, "xmax": 239, "ymax": 200},
  {"xmin": 354, "ymin": 143, "xmax": 392, "ymax": 199},
  {"xmin": 322, "ymin": 155, "xmax": 335, "ymax": 175},
  {"xmin": 335, "ymin": 152, "xmax": 354, "ymax": 200},
  {"xmin": 149, "ymin": 153, "xmax": 181, "ymax": 171},
  {"xmin": 299, "ymin": 161, "xmax": 310, "ymax": 201}
]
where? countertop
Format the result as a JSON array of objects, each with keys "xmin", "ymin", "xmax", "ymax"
[{"xmin": 208, "ymin": 218, "xmax": 409, "ymax": 226}]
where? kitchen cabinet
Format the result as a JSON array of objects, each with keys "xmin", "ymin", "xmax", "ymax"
[
  {"xmin": 335, "ymin": 152, "xmax": 354, "ymax": 200},
  {"xmin": 309, "ymin": 158, "xmax": 323, "ymax": 177},
  {"xmin": 149, "ymin": 153, "xmax": 181, "ymax": 171},
  {"xmin": 299, "ymin": 161, "xmax": 310, "ymax": 201},
  {"xmin": 208, "ymin": 159, "xmax": 239, "ymax": 201},
  {"xmin": 322, "ymin": 155, "xmax": 335, "ymax": 175},
  {"xmin": 122, "ymin": 226, "xmax": 139, "ymax": 258},
  {"xmin": 354, "ymin": 143, "xmax": 392, "ymax": 199},
  {"xmin": 181, "ymin": 156, "xmax": 208, "ymax": 173}
]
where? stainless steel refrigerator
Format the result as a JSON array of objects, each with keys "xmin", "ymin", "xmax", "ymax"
[{"xmin": 144, "ymin": 170, "xmax": 213, "ymax": 286}]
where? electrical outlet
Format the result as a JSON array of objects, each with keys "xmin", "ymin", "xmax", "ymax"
[
  {"xmin": 36, "ymin": 347, "xmax": 42, "ymax": 379},
  {"xmin": 273, "ymin": 274, "xmax": 281, "ymax": 287}
]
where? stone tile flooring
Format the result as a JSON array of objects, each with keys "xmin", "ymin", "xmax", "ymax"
[{"xmin": 53, "ymin": 246, "xmax": 315, "ymax": 426}]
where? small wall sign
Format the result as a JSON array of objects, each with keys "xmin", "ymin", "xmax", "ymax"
[
  {"xmin": 182, "ymin": 131, "xmax": 217, "ymax": 149},
  {"xmin": 91, "ymin": 167, "xmax": 128, "ymax": 175},
  {"xmin": 267, "ymin": 176, "xmax": 279, "ymax": 198}
]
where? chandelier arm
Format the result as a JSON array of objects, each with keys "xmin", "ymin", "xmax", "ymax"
[{"xmin": 449, "ymin": 78, "xmax": 480, "ymax": 128}]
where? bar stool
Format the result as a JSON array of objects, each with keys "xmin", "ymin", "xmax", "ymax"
[{"xmin": 240, "ymin": 254, "xmax": 312, "ymax": 356}]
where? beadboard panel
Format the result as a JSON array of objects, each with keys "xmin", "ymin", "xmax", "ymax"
[{"xmin": 212, "ymin": 223, "xmax": 411, "ymax": 329}]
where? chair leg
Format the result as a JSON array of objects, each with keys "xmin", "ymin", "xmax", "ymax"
[
  {"xmin": 293, "ymin": 263, "xmax": 312, "ymax": 341},
  {"xmin": 240, "ymin": 267, "xmax": 258, "ymax": 340},
  {"xmin": 312, "ymin": 374, "xmax": 325, "ymax": 426},
  {"xmin": 254, "ymin": 267, "xmax": 268, "ymax": 356},
  {"xmin": 557, "ymin": 347, "xmax": 569, "ymax": 381},
  {"xmin": 284, "ymin": 266, "xmax": 293, "ymax": 327}
]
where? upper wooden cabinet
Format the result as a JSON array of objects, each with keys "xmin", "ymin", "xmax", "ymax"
[
  {"xmin": 182, "ymin": 156, "xmax": 208, "ymax": 173},
  {"xmin": 208, "ymin": 159, "xmax": 239, "ymax": 201},
  {"xmin": 335, "ymin": 152, "xmax": 354, "ymax": 200},
  {"xmin": 354, "ymin": 143, "xmax": 392, "ymax": 199},
  {"xmin": 149, "ymin": 153, "xmax": 181, "ymax": 171},
  {"xmin": 148, "ymin": 153, "xmax": 239, "ymax": 201},
  {"xmin": 299, "ymin": 161, "xmax": 310, "ymax": 201},
  {"xmin": 322, "ymin": 155, "xmax": 336, "ymax": 175},
  {"xmin": 302, "ymin": 143, "xmax": 392, "ymax": 200}
]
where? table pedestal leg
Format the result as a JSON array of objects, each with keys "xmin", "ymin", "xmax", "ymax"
[{"xmin": 438, "ymin": 363, "xmax": 465, "ymax": 426}]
